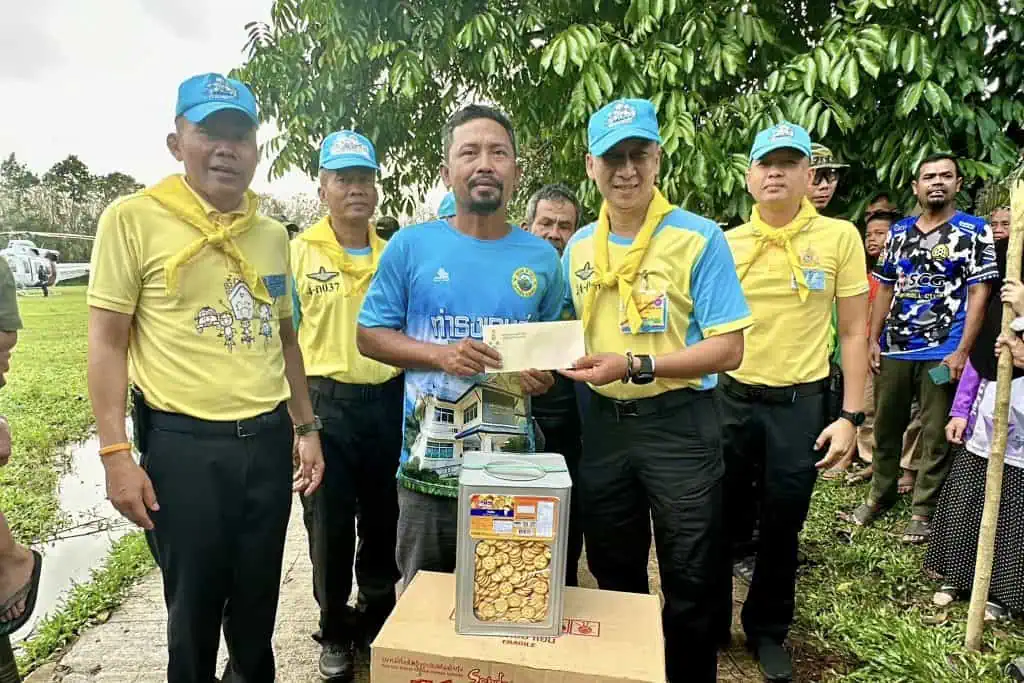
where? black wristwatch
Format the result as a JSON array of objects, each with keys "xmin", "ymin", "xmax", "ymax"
[
  {"xmin": 839, "ymin": 410, "xmax": 866, "ymax": 427},
  {"xmin": 631, "ymin": 354, "xmax": 656, "ymax": 385},
  {"xmin": 295, "ymin": 415, "xmax": 323, "ymax": 436}
]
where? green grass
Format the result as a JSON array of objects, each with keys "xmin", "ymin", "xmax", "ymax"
[
  {"xmin": 0, "ymin": 286, "xmax": 93, "ymax": 542},
  {"xmin": 16, "ymin": 532, "xmax": 156, "ymax": 673},
  {"xmin": 794, "ymin": 479, "xmax": 1024, "ymax": 681}
]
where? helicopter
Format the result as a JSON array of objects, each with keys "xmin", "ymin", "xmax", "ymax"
[{"xmin": 1, "ymin": 232, "xmax": 92, "ymax": 295}]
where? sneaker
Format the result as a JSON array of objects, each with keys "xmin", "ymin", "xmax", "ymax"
[
  {"xmin": 733, "ymin": 556, "xmax": 756, "ymax": 584},
  {"xmin": 750, "ymin": 640, "xmax": 793, "ymax": 681},
  {"xmin": 318, "ymin": 642, "xmax": 355, "ymax": 682}
]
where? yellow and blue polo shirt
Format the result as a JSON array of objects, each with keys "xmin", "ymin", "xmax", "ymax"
[{"xmin": 562, "ymin": 207, "xmax": 753, "ymax": 400}]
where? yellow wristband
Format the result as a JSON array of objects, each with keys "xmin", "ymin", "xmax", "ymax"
[{"xmin": 99, "ymin": 442, "xmax": 132, "ymax": 457}]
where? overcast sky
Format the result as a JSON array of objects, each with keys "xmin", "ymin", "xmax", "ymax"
[{"xmin": 0, "ymin": 0, "xmax": 315, "ymax": 197}]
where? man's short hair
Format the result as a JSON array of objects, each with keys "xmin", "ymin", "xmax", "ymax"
[
  {"xmin": 442, "ymin": 104, "xmax": 517, "ymax": 161},
  {"xmin": 868, "ymin": 191, "xmax": 891, "ymax": 205},
  {"xmin": 916, "ymin": 153, "xmax": 961, "ymax": 179},
  {"xmin": 524, "ymin": 184, "xmax": 582, "ymax": 231},
  {"xmin": 376, "ymin": 216, "xmax": 400, "ymax": 231}
]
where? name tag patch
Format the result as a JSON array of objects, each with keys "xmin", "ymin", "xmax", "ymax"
[
  {"xmin": 620, "ymin": 292, "xmax": 668, "ymax": 334},
  {"xmin": 262, "ymin": 274, "xmax": 287, "ymax": 298},
  {"xmin": 792, "ymin": 269, "xmax": 826, "ymax": 291}
]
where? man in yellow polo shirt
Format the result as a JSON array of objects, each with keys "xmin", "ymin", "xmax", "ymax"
[
  {"xmin": 718, "ymin": 122, "xmax": 868, "ymax": 681},
  {"xmin": 561, "ymin": 98, "xmax": 752, "ymax": 683},
  {"xmin": 87, "ymin": 73, "xmax": 324, "ymax": 683},
  {"xmin": 291, "ymin": 130, "xmax": 402, "ymax": 681}
]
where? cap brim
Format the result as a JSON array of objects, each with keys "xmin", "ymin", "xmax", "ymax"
[
  {"xmin": 811, "ymin": 162, "xmax": 850, "ymax": 169},
  {"xmin": 751, "ymin": 143, "xmax": 810, "ymax": 161},
  {"xmin": 589, "ymin": 128, "xmax": 662, "ymax": 157},
  {"xmin": 320, "ymin": 156, "xmax": 379, "ymax": 171},
  {"xmin": 181, "ymin": 101, "xmax": 258, "ymax": 126}
]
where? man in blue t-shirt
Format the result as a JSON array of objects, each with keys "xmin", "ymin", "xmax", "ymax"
[
  {"xmin": 850, "ymin": 153, "xmax": 997, "ymax": 543},
  {"xmin": 357, "ymin": 104, "xmax": 563, "ymax": 587}
]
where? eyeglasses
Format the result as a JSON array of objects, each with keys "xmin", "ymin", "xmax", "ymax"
[{"xmin": 813, "ymin": 169, "xmax": 839, "ymax": 185}]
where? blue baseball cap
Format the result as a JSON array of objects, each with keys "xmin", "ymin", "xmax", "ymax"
[
  {"xmin": 175, "ymin": 73, "xmax": 258, "ymax": 125},
  {"xmin": 749, "ymin": 121, "xmax": 812, "ymax": 162},
  {"xmin": 587, "ymin": 99, "xmax": 662, "ymax": 157},
  {"xmin": 437, "ymin": 191, "xmax": 456, "ymax": 218},
  {"xmin": 319, "ymin": 131, "xmax": 379, "ymax": 171}
]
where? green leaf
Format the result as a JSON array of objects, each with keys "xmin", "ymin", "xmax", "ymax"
[
  {"xmin": 857, "ymin": 48, "xmax": 881, "ymax": 79},
  {"xmin": 917, "ymin": 43, "xmax": 935, "ymax": 79},
  {"xmin": 896, "ymin": 81, "xmax": 925, "ymax": 117},
  {"xmin": 842, "ymin": 58, "xmax": 860, "ymax": 98},
  {"xmin": 956, "ymin": 2, "xmax": 973, "ymax": 35},
  {"xmin": 815, "ymin": 49, "xmax": 832, "ymax": 84},
  {"xmin": 829, "ymin": 55, "xmax": 847, "ymax": 91},
  {"xmin": 902, "ymin": 34, "xmax": 918, "ymax": 74},
  {"xmin": 803, "ymin": 58, "xmax": 817, "ymax": 96},
  {"xmin": 887, "ymin": 34, "xmax": 901, "ymax": 71},
  {"xmin": 817, "ymin": 108, "xmax": 832, "ymax": 137},
  {"xmin": 923, "ymin": 81, "xmax": 943, "ymax": 114},
  {"xmin": 765, "ymin": 70, "xmax": 781, "ymax": 92},
  {"xmin": 553, "ymin": 38, "xmax": 569, "ymax": 76}
]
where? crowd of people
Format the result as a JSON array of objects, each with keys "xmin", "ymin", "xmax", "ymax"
[{"xmin": 0, "ymin": 69, "xmax": 1020, "ymax": 683}]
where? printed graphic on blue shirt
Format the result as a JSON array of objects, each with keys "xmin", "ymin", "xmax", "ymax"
[
  {"xmin": 358, "ymin": 220, "xmax": 564, "ymax": 497},
  {"xmin": 873, "ymin": 212, "xmax": 997, "ymax": 359}
]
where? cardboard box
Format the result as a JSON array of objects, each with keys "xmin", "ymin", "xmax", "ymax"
[{"xmin": 372, "ymin": 571, "xmax": 666, "ymax": 683}]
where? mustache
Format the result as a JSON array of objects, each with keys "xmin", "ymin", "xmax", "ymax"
[{"xmin": 469, "ymin": 176, "xmax": 504, "ymax": 192}]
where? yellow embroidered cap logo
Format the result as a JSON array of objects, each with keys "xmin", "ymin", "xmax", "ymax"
[{"xmin": 511, "ymin": 267, "xmax": 538, "ymax": 298}]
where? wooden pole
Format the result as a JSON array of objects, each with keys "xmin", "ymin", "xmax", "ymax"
[{"xmin": 965, "ymin": 179, "xmax": 1024, "ymax": 650}]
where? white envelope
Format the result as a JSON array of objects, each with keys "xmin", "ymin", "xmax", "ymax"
[{"xmin": 481, "ymin": 320, "xmax": 585, "ymax": 373}]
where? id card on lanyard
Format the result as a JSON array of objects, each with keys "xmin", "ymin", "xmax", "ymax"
[{"xmin": 619, "ymin": 271, "xmax": 668, "ymax": 334}]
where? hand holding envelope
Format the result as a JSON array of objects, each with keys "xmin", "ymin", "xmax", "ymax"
[{"xmin": 480, "ymin": 320, "xmax": 586, "ymax": 373}]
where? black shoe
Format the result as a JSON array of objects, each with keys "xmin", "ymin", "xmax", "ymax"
[
  {"xmin": 319, "ymin": 642, "xmax": 355, "ymax": 682},
  {"xmin": 750, "ymin": 640, "xmax": 793, "ymax": 681}
]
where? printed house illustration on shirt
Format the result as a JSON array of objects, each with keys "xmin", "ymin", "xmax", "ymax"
[{"xmin": 404, "ymin": 374, "xmax": 530, "ymax": 479}]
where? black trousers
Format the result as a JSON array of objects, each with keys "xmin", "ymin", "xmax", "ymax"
[
  {"xmin": 301, "ymin": 375, "xmax": 403, "ymax": 647},
  {"xmin": 139, "ymin": 403, "xmax": 293, "ymax": 683},
  {"xmin": 580, "ymin": 389, "xmax": 723, "ymax": 683},
  {"xmin": 534, "ymin": 414, "xmax": 584, "ymax": 587},
  {"xmin": 717, "ymin": 376, "xmax": 827, "ymax": 645}
]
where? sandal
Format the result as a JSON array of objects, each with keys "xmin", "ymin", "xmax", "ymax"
[
  {"xmin": 0, "ymin": 549, "xmax": 43, "ymax": 637},
  {"xmin": 901, "ymin": 519, "xmax": 932, "ymax": 544},
  {"xmin": 840, "ymin": 502, "xmax": 887, "ymax": 527},
  {"xmin": 897, "ymin": 470, "xmax": 916, "ymax": 495},
  {"xmin": 932, "ymin": 585, "xmax": 958, "ymax": 607},
  {"xmin": 984, "ymin": 601, "xmax": 1008, "ymax": 622},
  {"xmin": 845, "ymin": 466, "xmax": 873, "ymax": 485}
]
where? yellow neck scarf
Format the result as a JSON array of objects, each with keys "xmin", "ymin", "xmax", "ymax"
[
  {"xmin": 299, "ymin": 216, "xmax": 385, "ymax": 295},
  {"xmin": 583, "ymin": 188, "xmax": 674, "ymax": 335},
  {"xmin": 739, "ymin": 197, "xmax": 818, "ymax": 302},
  {"xmin": 146, "ymin": 175, "xmax": 270, "ymax": 302}
]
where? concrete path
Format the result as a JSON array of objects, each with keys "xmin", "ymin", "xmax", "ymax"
[{"xmin": 27, "ymin": 498, "xmax": 763, "ymax": 682}]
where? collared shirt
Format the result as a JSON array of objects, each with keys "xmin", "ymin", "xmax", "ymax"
[
  {"xmin": 358, "ymin": 220, "xmax": 564, "ymax": 498},
  {"xmin": 874, "ymin": 212, "xmax": 997, "ymax": 360},
  {"xmin": 87, "ymin": 184, "xmax": 293, "ymax": 422},
  {"xmin": 562, "ymin": 207, "xmax": 752, "ymax": 400},
  {"xmin": 727, "ymin": 206, "xmax": 868, "ymax": 387},
  {"xmin": 291, "ymin": 231, "xmax": 400, "ymax": 385}
]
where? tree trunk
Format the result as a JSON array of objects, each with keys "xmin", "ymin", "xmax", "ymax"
[{"xmin": 965, "ymin": 179, "xmax": 1024, "ymax": 650}]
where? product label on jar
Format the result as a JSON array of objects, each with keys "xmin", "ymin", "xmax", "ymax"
[{"xmin": 469, "ymin": 494, "xmax": 558, "ymax": 541}]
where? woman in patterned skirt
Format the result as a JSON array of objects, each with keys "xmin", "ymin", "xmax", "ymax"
[{"xmin": 927, "ymin": 206, "xmax": 1022, "ymax": 619}]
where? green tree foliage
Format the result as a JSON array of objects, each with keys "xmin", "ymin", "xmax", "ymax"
[
  {"xmin": 0, "ymin": 154, "xmax": 144, "ymax": 260},
  {"xmin": 237, "ymin": 0, "xmax": 1024, "ymax": 223}
]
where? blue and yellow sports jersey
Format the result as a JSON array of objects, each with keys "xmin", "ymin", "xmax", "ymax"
[
  {"xmin": 562, "ymin": 207, "xmax": 752, "ymax": 400},
  {"xmin": 358, "ymin": 219, "xmax": 564, "ymax": 498}
]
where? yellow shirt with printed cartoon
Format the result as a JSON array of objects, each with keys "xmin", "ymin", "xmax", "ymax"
[
  {"xmin": 290, "ymin": 222, "xmax": 400, "ymax": 386},
  {"xmin": 726, "ymin": 201, "xmax": 868, "ymax": 387},
  {"xmin": 87, "ymin": 182, "xmax": 293, "ymax": 421},
  {"xmin": 562, "ymin": 206, "xmax": 753, "ymax": 400}
]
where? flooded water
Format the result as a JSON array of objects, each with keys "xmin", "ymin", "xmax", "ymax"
[{"xmin": 14, "ymin": 424, "xmax": 134, "ymax": 644}]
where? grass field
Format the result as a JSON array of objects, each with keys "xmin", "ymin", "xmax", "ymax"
[{"xmin": 0, "ymin": 286, "xmax": 94, "ymax": 541}]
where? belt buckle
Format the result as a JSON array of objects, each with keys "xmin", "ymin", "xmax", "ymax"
[
  {"xmin": 236, "ymin": 420, "xmax": 256, "ymax": 439},
  {"xmin": 747, "ymin": 386, "xmax": 765, "ymax": 400},
  {"xmin": 615, "ymin": 400, "xmax": 639, "ymax": 418}
]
